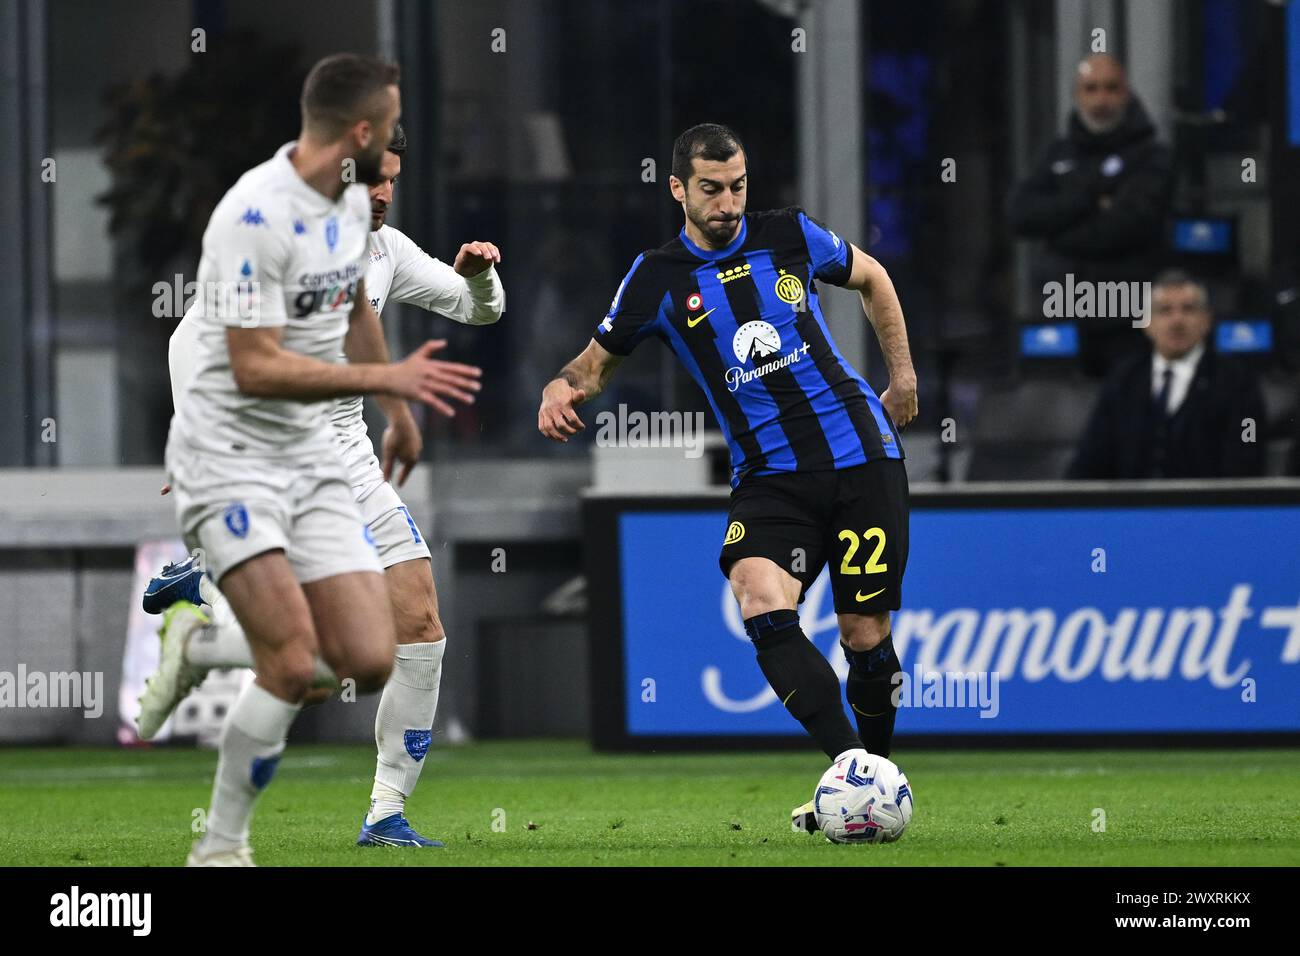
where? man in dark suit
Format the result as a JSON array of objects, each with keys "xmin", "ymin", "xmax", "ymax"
[{"xmin": 1067, "ymin": 270, "xmax": 1265, "ymax": 479}]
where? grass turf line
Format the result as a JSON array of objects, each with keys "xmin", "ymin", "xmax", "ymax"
[{"xmin": 1, "ymin": 742, "xmax": 1297, "ymax": 866}]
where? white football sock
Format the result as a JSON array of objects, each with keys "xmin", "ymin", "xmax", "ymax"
[
  {"xmin": 198, "ymin": 572, "xmax": 221, "ymax": 609},
  {"xmin": 186, "ymin": 593, "xmax": 254, "ymax": 668},
  {"xmin": 187, "ymin": 591, "xmax": 338, "ymax": 686},
  {"xmin": 368, "ymin": 639, "xmax": 445, "ymax": 824},
  {"xmin": 199, "ymin": 682, "xmax": 300, "ymax": 854}
]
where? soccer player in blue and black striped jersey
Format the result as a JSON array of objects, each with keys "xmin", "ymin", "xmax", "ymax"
[{"xmin": 539, "ymin": 124, "xmax": 919, "ymax": 830}]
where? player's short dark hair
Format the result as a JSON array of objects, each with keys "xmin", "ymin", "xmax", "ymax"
[
  {"xmin": 300, "ymin": 53, "xmax": 400, "ymax": 139},
  {"xmin": 387, "ymin": 122, "xmax": 407, "ymax": 155},
  {"xmin": 1152, "ymin": 268, "xmax": 1209, "ymax": 310},
  {"xmin": 671, "ymin": 123, "xmax": 745, "ymax": 184}
]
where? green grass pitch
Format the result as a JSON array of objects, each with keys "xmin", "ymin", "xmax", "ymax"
[{"xmin": 2, "ymin": 742, "xmax": 1298, "ymax": 866}]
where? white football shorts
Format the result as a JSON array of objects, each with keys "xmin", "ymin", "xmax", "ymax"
[
  {"xmin": 357, "ymin": 478, "xmax": 432, "ymax": 569},
  {"xmin": 166, "ymin": 437, "xmax": 383, "ymax": 584}
]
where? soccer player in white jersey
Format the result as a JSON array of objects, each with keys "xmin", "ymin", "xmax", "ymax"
[
  {"xmin": 139, "ymin": 122, "xmax": 503, "ymax": 850},
  {"xmin": 155, "ymin": 53, "xmax": 484, "ymax": 867}
]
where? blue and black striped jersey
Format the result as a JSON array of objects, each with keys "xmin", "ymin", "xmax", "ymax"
[{"xmin": 594, "ymin": 207, "xmax": 904, "ymax": 486}]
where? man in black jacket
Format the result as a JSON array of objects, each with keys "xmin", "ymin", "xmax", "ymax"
[
  {"xmin": 1067, "ymin": 270, "xmax": 1265, "ymax": 480},
  {"xmin": 1009, "ymin": 53, "xmax": 1174, "ymax": 376}
]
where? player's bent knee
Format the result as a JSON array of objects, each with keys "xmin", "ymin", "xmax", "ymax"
[
  {"xmin": 737, "ymin": 593, "xmax": 793, "ymax": 619},
  {"xmin": 397, "ymin": 603, "xmax": 443, "ymax": 645},
  {"xmin": 728, "ymin": 558, "xmax": 799, "ymax": 618},
  {"xmin": 729, "ymin": 573, "xmax": 790, "ymax": 618},
  {"xmin": 840, "ymin": 613, "xmax": 891, "ymax": 652},
  {"xmin": 410, "ymin": 620, "xmax": 444, "ymax": 645},
  {"xmin": 358, "ymin": 660, "xmax": 393, "ymax": 694},
  {"xmin": 257, "ymin": 653, "xmax": 318, "ymax": 702},
  {"xmin": 337, "ymin": 647, "xmax": 393, "ymax": 694},
  {"xmin": 300, "ymin": 686, "xmax": 334, "ymax": 708}
]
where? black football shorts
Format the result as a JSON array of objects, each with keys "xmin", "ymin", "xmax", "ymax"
[{"xmin": 718, "ymin": 459, "xmax": 909, "ymax": 615}]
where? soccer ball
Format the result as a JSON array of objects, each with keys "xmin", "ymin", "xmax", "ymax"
[{"xmin": 812, "ymin": 749, "xmax": 913, "ymax": 844}]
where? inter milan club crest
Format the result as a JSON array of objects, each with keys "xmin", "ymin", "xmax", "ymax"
[
  {"xmin": 223, "ymin": 502, "xmax": 250, "ymax": 538},
  {"xmin": 774, "ymin": 269, "xmax": 804, "ymax": 305},
  {"xmin": 325, "ymin": 216, "xmax": 339, "ymax": 253}
]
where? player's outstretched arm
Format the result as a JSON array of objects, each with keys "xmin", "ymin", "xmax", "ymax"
[
  {"xmin": 538, "ymin": 338, "xmax": 623, "ymax": 442},
  {"xmin": 389, "ymin": 233, "xmax": 505, "ymax": 326},
  {"xmin": 227, "ymin": 323, "xmax": 481, "ymax": 412},
  {"xmin": 344, "ymin": 279, "xmax": 484, "ymax": 416},
  {"xmin": 844, "ymin": 245, "xmax": 918, "ymax": 429}
]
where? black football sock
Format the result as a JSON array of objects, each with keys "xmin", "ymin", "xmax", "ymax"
[
  {"xmin": 842, "ymin": 636, "xmax": 901, "ymax": 757},
  {"xmin": 745, "ymin": 610, "xmax": 860, "ymax": 760}
]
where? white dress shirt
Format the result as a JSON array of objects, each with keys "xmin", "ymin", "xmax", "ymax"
[{"xmin": 1151, "ymin": 341, "xmax": 1204, "ymax": 416}]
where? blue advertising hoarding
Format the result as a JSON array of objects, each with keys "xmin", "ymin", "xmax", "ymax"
[
  {"xmin": 592, "ymin": 495, "xmax": 1300, "ymax": 743},
  {"xmin": 1020, "ymin": 323, "xmax": 1079, "ymax": 358}
]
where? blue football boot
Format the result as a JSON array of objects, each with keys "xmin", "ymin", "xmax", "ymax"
[
  {"xmin": 356, "ymin": 813, "xmax": 444, "ymax": 848},
  {"xmin": 142, "ymin": 551, "xmax": 206, "ymax": 615}
]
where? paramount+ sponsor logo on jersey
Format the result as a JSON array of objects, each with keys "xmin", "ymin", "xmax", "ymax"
[
  {"xmin": 724, "ymin": 319, "xmax": 811, "ymax": 392},
  {"xmin": 291, "ymin": 263, "xmax": 363, "ymax": 318}
]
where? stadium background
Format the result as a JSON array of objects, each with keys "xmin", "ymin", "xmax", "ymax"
[{"xmin": 1, "ymin": 0, "xmax": 1297, "ymax": 787}]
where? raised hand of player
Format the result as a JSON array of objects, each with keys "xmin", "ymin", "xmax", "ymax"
[
  {"xmin": 381, "ymin": 407, "xmax": 423, "ymax": 487},
  {"xmin": 880, "ymin": 374, "xmax": 919, "ymax": 430},
  {"xmin": 453, "ymin": 240, "xmax": 501, "ymax": 277},
  {"xmin": 388, "ymin": 340, "xmax": 483, "ymax": 417},
  {"xmin": 538, "ymin": 378, "xmax": 587, "ymax": 442}
]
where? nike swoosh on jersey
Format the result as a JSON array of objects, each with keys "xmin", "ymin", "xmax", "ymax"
[
  {"xmin": 855, "ymin": 587, "xmax": 886, "ymax": 602},
  {"xmin": 686, "ymin": 308, "xmax": 716, "ymax": 328}
]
